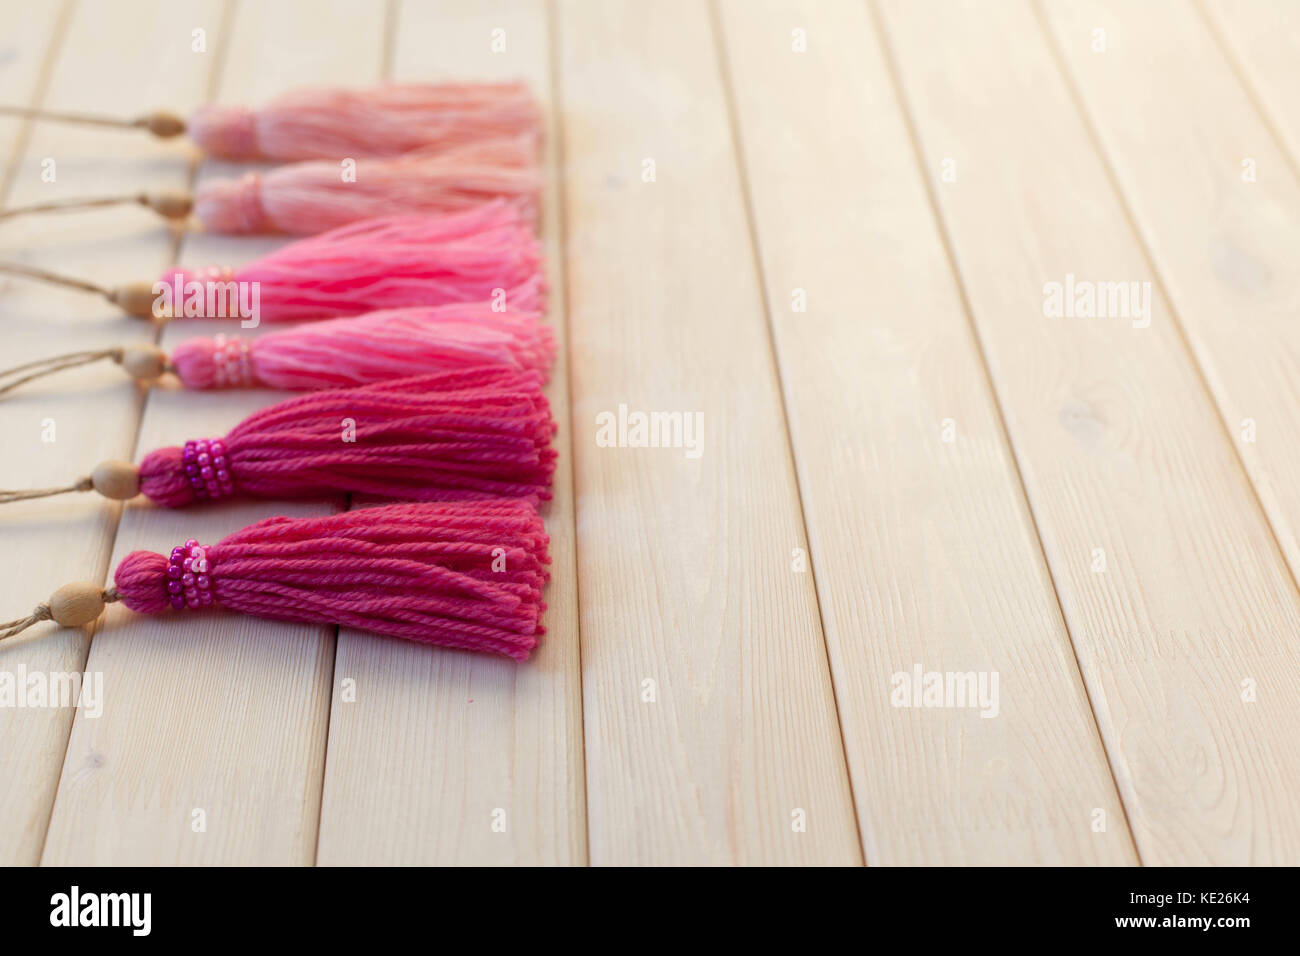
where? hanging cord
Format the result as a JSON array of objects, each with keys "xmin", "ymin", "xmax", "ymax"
[
  {"xmin": 0, "ymin": 586, "xmax": 119, "ymax": 642},
  {"xmin": 0, "ymin": 262, "xmax": 161, "ymax": 318},
  {"xmin": 0, "ymin": 260, "xmax": 114, "ymax": 299},
  {"xmin": 0, "ymin": 348, "xmax": 124, "ymax": 396},
  {"xmin": 0, "ymin": 105, "xmax": 186, "ymax": 137},
  {"xmin": 0, "ymin": 191, "xmax": 193, "ymax": 222},
  {"xmin": 0, "ymin": 476, "xmax": 92, "ymax": 504}
]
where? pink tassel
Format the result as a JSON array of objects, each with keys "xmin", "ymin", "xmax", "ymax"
[
  {"xmin": 109, "ymin": 500, "xmax": 550, "ymax": 660},
  {"xmin": 135, "ymin": 368, "xmax": 556, "ymax": 507},
  {"xmin": 170, "ymin": 303, "xmax": 556, "ymax": 390},
  {"xmin": 162, "ymin": 203, "xmax": 544, "ymax": 321},
  {"xmin": 193, "ymin": 138, "xmax": 541, "ymax": 235},
  {"xmin": 187, "ymin": 82, "xmax": 540, "ymax": 161}
]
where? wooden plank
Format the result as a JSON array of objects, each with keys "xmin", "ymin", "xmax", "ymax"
[
  {"xmin": 315, "ymin": 0, "xmax": 586, "ymax": 866},
  {"xmin": 557, "ymin": 0, "xmax": 859, "ymax": 865},
  {"xmin": 1041, "ymin": 0, "xmax": 1300, "ymax": 620},
  {"xmin": 40, "ymin": 0, "xmax": 387, "ymax": 866},
  {"xmin": 0, "ymin": 0, "xmax": 70, "ymax": 194},
  {"xmin": 1201, "ymin": 0, "xmax": 1300, "ymax": 170},
  {"xmin": 716, "ymin": 0, "xmax": 1135, "ymax": 864},
  {"xmin": 0, "ymin": 0, "xmax": 218, "ymax": 867},
  {"xmin": 875, "ymin": 0, "xmax": 1300, "ymax": 864}
]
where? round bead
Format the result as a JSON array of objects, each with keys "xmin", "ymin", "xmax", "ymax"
[
  {"xmin": 198, "ymin": 592, "xmax": 213, "ymax": 606},
  {"xmin": 197, "ymin": 452, "xmax": 211, "ymax": 467},
  {"xmin": 170, "ymin": 595, "xmax": 186, "ymax": 610},
  {"xmin": 211, "ymin": 441, "xmax": 225, "ymax": 456},
  {"xmin": 185, "ymin": 539, "xmax": 199, "ymax": 549},
  {"xmin": 167, "ymin": 580, "xmax": 183, "ymax": 595},
  {"xmin": 181, "ymin": 572, "xmax": 195, "ymax": 586},
  {"xmin": 167, "ymin": 565, "xmax": 182, "ymax": 579},
  {"xmin": 196, "ymin": 574, "xmax": 210, "ymax": 589}
]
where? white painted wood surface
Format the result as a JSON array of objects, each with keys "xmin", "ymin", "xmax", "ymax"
[
  {"xmin": 718, "ymin": 0, "xmax": 1134, "ymax": 864},
  {"xmin": 876, "ymin": 0, "xmax": 1300, "ymax": 864}
]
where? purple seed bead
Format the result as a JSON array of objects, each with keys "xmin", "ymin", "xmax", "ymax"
[
  {"xmin": 198, "ymin": 592, "xmax": 213, "ymax": 606},
  {"xmin": 196, "ymin": 439, "xmax": 209, "ymax": 451},
  {"xmin": 182, "ymin": 448, "xmax": 197, "ymax": 463},
  {"xmin": 210, "ymin": 441, "xmax": 225, "ymax": 456},
  {"xmin": 184, "ymin": 463, "xmax": 199, "ymax": 477},
  {"xmin": 167, "ymin": 565, "xmax": 182, "ymax": 579},
  {"xmin": 196, "ymin": 574, "xmax": 210, "ymax": 589},
  {"xmin": 197, "ymin": 452, "xmax": 211, "ymax": 467},
  {"xmin": 216, "ymin": 468, "xmax": 230, "ymax": 482},
  {"xmin": 185, "ymin": 539, "xmax": 199, "ymax": 549},
  {"xmin": 167, "ymin": 580, "xmax": 183, "ymax": 595},
  {"xmin": 170, "ymin": 595, "xmax": 186, "ymax": 610},
  {"xmin": 200, "ymin": 466, "xmax": 214, "ymax": 480},
  {"xmin": 182, "ymin": 572, "xmax": 195, "ymax": 586}
]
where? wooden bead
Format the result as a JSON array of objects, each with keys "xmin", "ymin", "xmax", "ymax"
[
  {"xmin": 110, "ymin": 281, "xmax": 163, "ymax": 320},
  {"xmin": 145, "ymin": 191, "xmax": 193, "ymax": 219},
  {"xmin": 142, "ymin": 111, "xmax": 186, "ymax": 138},
  {"xmin": 91, "ymin": 459, "xmax": 140, "ymax": 500},
  {"xmin": 49, "ymin": 582, "xmax": 106, "ymax": 628},
  {"xmin": 119, "ymin": 344, "xmax": 167, "ymax": 381}
]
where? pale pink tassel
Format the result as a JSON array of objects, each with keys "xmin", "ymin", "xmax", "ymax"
[
  {"xmin": 187, "ymin": 82, "xmax": 540, "ymax": 161},
  {"xmin": 194, "ymin": 138, "xmax": 541, "ymax": 235},
  {"xmin": 170, "ymin": 303, "xmax": 556, "ymax": 389},
  {"xmin": 163, "ymin": 202, "xmax": 544, "ymax": 320}
]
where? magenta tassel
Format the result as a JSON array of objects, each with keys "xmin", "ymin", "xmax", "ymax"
[
  {"xmin": 136, "ymin": 368, "xmax": 556, "ymax": 507},
  {"xmin": 162, "ymin": 202, "xmax": 543, "ymax": 321},
  {"xmin": 193, "ymin": 137, "xmax": 541, "ymax": 235},
  {"xmin": 169, "ymin": 303, "xmax": 556, "ymax": 390},
  {"xmin": 114, "ymin": 500, "xmax": 550, "ymax": 660},
  {"xmin": 187, "ymin": 81, "xmax": 540, "ymax": 161}
]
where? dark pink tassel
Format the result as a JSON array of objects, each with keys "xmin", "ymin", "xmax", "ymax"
[
  {"xmin": 113, "ymin": 500, "xmax": 550, "ymax": 660},
  {"xmin": 136, "ymin": 368, "xmax": 556, "ymax": 507},
  {"xmin": 160, "ymin": 202, "xmax": 544, "ymax": 320}
]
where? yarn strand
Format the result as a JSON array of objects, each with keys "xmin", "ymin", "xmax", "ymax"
[
  {"xmin": 0, "ymin": 348, "xmax": 123, "ymax": 396},
  {"xmin": 0, "ymin": 587, "xmax": 120, "ymax": 642}
]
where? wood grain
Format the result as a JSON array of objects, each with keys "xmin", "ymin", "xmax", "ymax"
[
  {"xmin": 1200, "ymin": 0, "xmax": 1300, "ymax": 172},
  {"xmin": 716, "ymin": 0, "xmax": 1135, "ymax": 864},
  {"xmin": 875, "ymin": 0, "xmax": 1300, "ymax": 864},
  {"xmin": 315, "ymin": 0, "xmax": 587, "ymax": 867},
  {"xmin": 40, "ymin": 0, "xmax": 387, "ymax": 866},
  {"xmin": 557, "ymin": 0, "xmax": 860, "ymax": 865},
  {"xmin": 1041, "ymin": 0, "xmax": 1300, "ymax": 615},
  {"xmin": 0, "ymin": 0, "xmax": 217, "ymax": 867}
]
